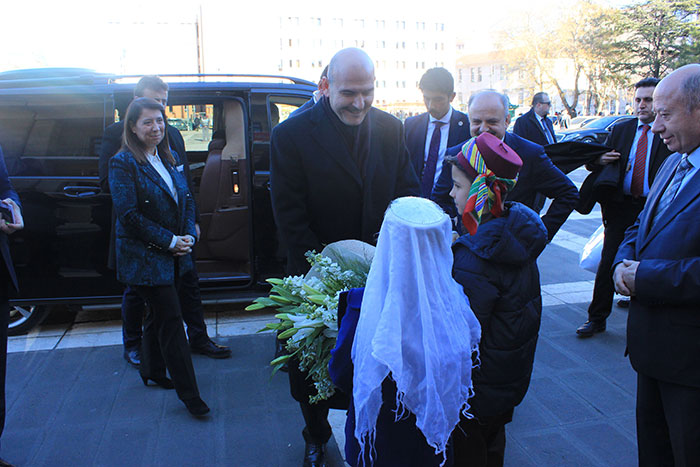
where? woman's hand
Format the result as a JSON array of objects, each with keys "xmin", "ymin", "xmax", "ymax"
[
  {"xmin": 169, "ymin": 235, "xmax": 194, "ymax": 256},
  {"xmin": 0, "ymin": 199, "xmax": 24, "ymax": 235}
]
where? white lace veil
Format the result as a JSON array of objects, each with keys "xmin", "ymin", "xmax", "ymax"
[{"xmin": 351, "ymin": 197, "xmax": 481, "ymax": 464}]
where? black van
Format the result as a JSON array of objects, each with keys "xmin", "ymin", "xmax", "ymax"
[{"xmin": 0, "ymin": 68, "xmax": 315, "ymax": 334}]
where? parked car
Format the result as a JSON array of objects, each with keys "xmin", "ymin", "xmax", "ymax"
[
  {"xmin": 168, "ymin": 118, "xmax": 191, "ymax": 132},
  {"xmin": 556, "ymin": 115, "xmax": 635, "ymax": 144},
  {"xmin": 568, "ymin": 116, "xmax": 599, "ymax": 129},
  {"xmin": 0, "ymin": 68, "xmax": 315, "ymax": 334}
]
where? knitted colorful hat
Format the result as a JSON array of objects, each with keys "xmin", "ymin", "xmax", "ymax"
[{"xmin": 455, "ymin": 132, "xmax": 522, "ymax": 235}]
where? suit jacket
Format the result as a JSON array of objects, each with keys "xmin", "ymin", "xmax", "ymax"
[
  {"xmin": 270, "ymin": 103, "xmax": 420, "ymax": 275},
  {"xmin": 0, "ymin": 146, "xmax": 20, "ymax": 293},
  {"xmin": 578, "ymin": 118, "xmax": 672, "ymax": 217},
  {"xmin": 615, "ymin": 152, "xmax": 700, "ymax": 388},
  {"xmin": 513, "ymin": 108, "xmax": 556, "ymax": 147},
  {"xmin": 98, "ymin": 121, "xmax": 198, "ymax": 220},
  {"xmin": 404, "ymin": 108, "xmax": 470, "ymax": 183},
  {"xmin": 109, "ymin": 151, "xmax": 197, "ymax": 286},
  {"xmin": 432, "ymin": 132, "xmax": 579, "ymax": 241}
]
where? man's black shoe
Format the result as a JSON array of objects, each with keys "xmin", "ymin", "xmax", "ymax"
[
  {"xmin": 303, "ymin": 442, "xmax": 325, "ymax": 467},
  {"xmin": 617, "ymin": 298, "xmax": 630, "ymax": 308},
  {"xmin": 576, "ymin": 320, "xmax": 606, "ymax": 337},
  {"xmin": 123, "ymin": 348, "xmax": 141, "ymax": 367},
  {"xmin": 190, "ymin": 339, "xmax": 232, "ymax": 359}
]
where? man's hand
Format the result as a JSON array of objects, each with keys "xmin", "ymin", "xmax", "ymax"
[
  {"xmin": 621, "ymin": 259, "xmax": 639, "ymax": 295},
  {"xmin": 614, "ymin": 262, "xmax": 631, "ymax": 296},
  {"xmin": 0, "ymin": 199, "xmax": 23, "ymax": 235},
  {"xmin": 597, "ymin": 151, "xmax": 620, "ymax": 166},
  {"xmin": 195, "ymin": 223, "xmax": 201, "ymax": 239}
]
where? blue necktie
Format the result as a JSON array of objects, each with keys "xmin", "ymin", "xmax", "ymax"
[
  {"xmin": 421, "ymin": 121, "xmax": 445, "ymax": 197},
  {"xmin": 652, "ymin": 155, "xmax": 693, "ymax": 226},
  {"xmin": 540, "ymin": 118, "xmax": 554, "ymax": 145}
]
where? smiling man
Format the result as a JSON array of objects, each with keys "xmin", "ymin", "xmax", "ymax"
[
  {"xmin": 270, "ymin": 47, "xmax": 419, "ymax": 467},
  {"xmin": 576, "ymin": 78, "xmax": 672, "ymax": 338},
  {"xmin": 405, "ymin": 68, "xmax": 469, "ymax": 197},
  {"xmin": 613, "ymin": 64, "xmax": 700, "ymax": 467}
]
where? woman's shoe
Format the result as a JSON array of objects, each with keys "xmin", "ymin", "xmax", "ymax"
[
  {"xmin": 140, "ymin": 374, "xmax": 175, "ymax": 389},
  {"xmin": 183, "ymin": 397, "xmax": 210, "ymax": 417}
]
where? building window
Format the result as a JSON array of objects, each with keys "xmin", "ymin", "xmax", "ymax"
[
  {"xmin": 478, "ymin": 67, "xmax": 482, "ymax": 82},
  {"xmin": 402, "ymin": 41, "xmax": 406, "ymax": 49},
  {"xmin": 289, "ymin": 59, "xmax": 293, "ymax": 67},
  {"xmin": 471, "ymin": 68, "xmax": 475, "ymax": 83},
  {"xmin": 402, "ymin": 61, "xmax": 406, "ymax": 69},
  {"xmin": 288, "ymin": 39, "xmax": 293, "ymax": 47}
]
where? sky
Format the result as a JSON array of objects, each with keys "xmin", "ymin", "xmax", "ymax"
[{"xmin": 0, "ymin": 0, "xmax": 637, "ymax": 76}]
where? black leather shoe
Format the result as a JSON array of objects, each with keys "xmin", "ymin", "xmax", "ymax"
[
  {"xmin": 576, "ymin": 320, "xmax": 606, "ymax": 337},
  {"xmin": 123, "ymin": 348, "xmax": 141, "ymax": 367},
  {"xmin": 183, "ymin": 397, "xmax": 210, "ymax": 417},
  {"xmin": 190, "ymin": 339, "xmax": 232, "ymax": 359},
  {"xmin": 140, "ymin": 374, "xmax": 175, "ymax": 390},
  {"xmin": 617, "ymin": 298, "xmax": 630, "ymax": 308},
  {"xmin": 303, "ymin": 442, "xmax": 325, "ymax": 467}
]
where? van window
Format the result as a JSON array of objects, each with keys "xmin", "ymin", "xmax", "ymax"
[
  {"xmin": 0, "ymin": 93, "xmax": 107, "ymax": 177},
  {"xmin": 165, "ymin": 103, "xmax": 215, "ymax": 152}
]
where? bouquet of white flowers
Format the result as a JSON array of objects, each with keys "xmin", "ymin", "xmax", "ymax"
[{"xmin": 246, "ymin": 240, "xmax": 375, "ymax": 403}]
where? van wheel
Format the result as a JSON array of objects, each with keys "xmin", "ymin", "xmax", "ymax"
[{"xmin": 8, "ymin": 305, "xmax": 50, "ymax": 336}]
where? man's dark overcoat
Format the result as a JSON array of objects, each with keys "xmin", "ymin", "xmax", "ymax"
[{"xmin": 270, "ymin": 103, "xmax": 420, "ymax": 276}]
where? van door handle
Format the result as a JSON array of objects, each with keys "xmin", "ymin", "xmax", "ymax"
[{"xmin": 63, "ymin": 186, "xmax": 100, "ymax": 198}]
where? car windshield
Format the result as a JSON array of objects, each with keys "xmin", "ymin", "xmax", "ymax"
[{"xmin": 585, "ymin": 116, "xmax": 621, "ymax": 130}]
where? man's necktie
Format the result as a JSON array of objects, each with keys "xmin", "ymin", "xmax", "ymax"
[
  {"xmin": 540, "ymin": 118, "xmax": 554, "ymax": 145},
  {"xmin": 652, "ymin": 155, "xmax": 693, "ymax": 226},
  {"xmin": 630, "ymin": 124, "xmax": 650, "ymax": 198},
  {"xmin": 421, "ymin": 121, "xmax": 445, "ymax": 197}
]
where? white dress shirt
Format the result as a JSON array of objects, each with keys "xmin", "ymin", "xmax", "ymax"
[
  {"xmin": 147, "ymin": 150, "xmax": 179, "ymax": 249},
  {"xmin": 423, "ymin": 107, "xmax": 453, "ymax": 186}
]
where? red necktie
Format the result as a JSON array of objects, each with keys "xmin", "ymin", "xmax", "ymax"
[{"xmin": 631, "ymin": 124, "xmax": 649, "ymax": 198}]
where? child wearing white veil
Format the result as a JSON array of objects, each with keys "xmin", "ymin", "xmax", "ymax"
[{"xmin": 329, "ymin": 196, "xmax": 481, "ymax": 467}]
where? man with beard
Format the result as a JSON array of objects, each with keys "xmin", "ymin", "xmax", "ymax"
[{"xmin": 270, "ymin": 48, "xmax": 419, "ymax": 466}]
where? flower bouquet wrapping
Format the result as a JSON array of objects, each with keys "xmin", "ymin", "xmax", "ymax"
[{"xmin": 246, "ymin": 240, "xmax": 375, "ymax": 403}]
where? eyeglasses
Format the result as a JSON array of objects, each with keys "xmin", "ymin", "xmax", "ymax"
[{"xmin": 541, "ymin": 101, "xmax": 552, "ymax": 105}]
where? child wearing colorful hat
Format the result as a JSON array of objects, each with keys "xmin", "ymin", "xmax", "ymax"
[{"xmin": 447, "ymin": 132, "xmax": 548, "ymax": 466}]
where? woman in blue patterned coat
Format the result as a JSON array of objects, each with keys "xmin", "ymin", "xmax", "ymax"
[{"xmin": 109, "ymin": 97, "xmax": 209, "ymax": 417}]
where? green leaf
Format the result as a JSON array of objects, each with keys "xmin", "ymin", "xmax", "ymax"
[
  {"xmin": 266, "ymin": 278, "xmax": 284, "ymax": 285},
  {"xmin": 278, "ymin": 327, "xmax": 298, "ymax": 339},
  {"xmin": 307, "ymin": 295, "xmax": 327, "ymax": 305},
  {"xmin": 244, "ymin": 302, "xmax": 267, "ymax": 311},
  {"xmin": 269, "ymin": 294, "xmax": 292, "ymax": 305},
  {"xmin": 270, "ymin": 354, "xmax": 291, "ymax": 366}
]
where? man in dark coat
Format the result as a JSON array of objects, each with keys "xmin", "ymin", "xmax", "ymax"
[
  {"xmin": 432, "ymin": 90, "xmax": 578, "ymax": 241},
  {"xmin": 270, "ymin": 47, "xmax": 419, "ymax": 466},
  {"xmin": 576, "ymin": 78, "xmax": 672, "ymax": 337},
  {"xmin": 613, "ymin": 64, "xmax": 700, "ymax": 466},
  {"xmin": 99, "ymin": 76, "xmax": 230, "ymax": 366},
  {"xmin": 0, "ymin": 144, "xmax": 23, "ymax": 467},
  {"xmin": 404, "ymin": 67, "xmax": 469, "ymax": 197},
  {"xmin": 513, "ymin": 92, "xmax": 557, "ymax": 147},
  {"xmin": 289, "ymin": 66, "xmax": 328, "ymax": 119}
]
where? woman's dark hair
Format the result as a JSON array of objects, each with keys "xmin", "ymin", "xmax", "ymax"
[{"xmin": 121, "ymin": 97, "xmax": 175, "ymax": 165}]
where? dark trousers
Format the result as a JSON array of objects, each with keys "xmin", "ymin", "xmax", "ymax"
[
  {"xmin": 452, "ymin": 411, "xmax": 512, "ymax": 467},
  {"xmin": 0, "ymin": 290, "xmax": 8, "ymax": 444},
  {"xmin": 134, "ymin": 285, "xmax": 200, "ymax": 401},
  {"xmin": 587, "ymin": 199, "xmax": 644, "ymax": 323},
  {"xmin": 636, "ymin": 373, "xmax": 700, "ymax": 467},
  {"xmin": 122, "ymin": 267, "xmax": 208, "ymax": 350}
]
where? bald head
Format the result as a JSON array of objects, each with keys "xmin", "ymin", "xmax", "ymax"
[
  {"xmin": 468, "ymin": 91, "xmax": 511, "ymax": 139},
  {"xmin": 326, "ymin": 48, "xmax": 376, "ymax": 126},
  {"xmin": 327, "ymin": 48, "xmax": 375, "ymax": 84},
  {"xmin": 652, "ymin": 64, "xmax": 700, "ymax": 154}
]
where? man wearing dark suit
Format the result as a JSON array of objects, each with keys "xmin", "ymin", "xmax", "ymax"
[
  {"xmin": 576, "ymin": 78, "xmax": 672, "ymax": 337},
  {"xmin": 432, "ymin": 90, "xmax": 578, "ymax": 241},
  {"xmin": 513, "ymin": 92, "xmax": 557, "ymax": 147},
  {"xmin": 404, "ymin": 67, "xmax": 469, "ymax": 197},
  {"xmin": 271, "ymin": 48, "xmax": 419, "ymax": 467},
  {"xmin": 289, "ymin": 66, "xmax": 328, "ymax": 119},
  {"xmin": 0, "ymin": 144, "xmax": 23, "ymax": 467},
  {"xmin": 613, "ymin": 64, "xmax": 700, "ymax": 466},
  {"xmin": 99, "ymin": 76, "xmax": 230, "ymax": 366}
]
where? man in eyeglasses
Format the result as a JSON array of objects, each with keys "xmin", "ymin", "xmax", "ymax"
[{"xmin": 513, "ymin": 92, "xmax": 557, "ymax": 147}]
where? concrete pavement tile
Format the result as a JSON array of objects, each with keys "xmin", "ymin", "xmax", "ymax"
[
  {"xmin": 532, "ymin": 338, "xmax": 585, "ymax": 372},
  {"xmin": 519, "ymin": 431, "xmax": 600, "ymax": 466},
  {"xmin": 109, "ymin": 382, "xmax": 167, "ymax": 423},
  {"xmin": 56, "ymin": 330, "xmax": 123, "ymax": 349},
  {"xmin": 527, "ymin": 377, "xmax": 600, "ymax": 425},
  {"xmin": 0, "ymin": 427, "xmax": 44, "ymax": 467},
  {"xmin": 152, "ymin": 405, "xmax": 219, "ymax": 466},
  {"xmin": 509, "ymin": 395, "xmax": 559, "ymax": 433},
  {"xmin": 568, "ymin": 423, "xmax": 637, "ymax": 467},
  {"xmin": 30, "ymin": 423, "xmax": 105, "ymax": 467},
  {"xmin": 93, "ymin": 420, "xmax": 160, "ymax": 467},
  {"xmin": 217, "ymin": 309, "xmax": 273, "ymax": 324},
  {"xmin": 221, "ymin": 408, "xmax": 289, "ymax": 467},
  {"xmin": 7, "ymin": 335, "xmax": 60, "ymax": 353},
  {"xmin": 504, "ymin": 436, "xmax": 538, "ymax": 467},
  {"xmin": 22, "ymin": 322, "xmax": 69, "ymax": 337},
  {"xmin": 560, "ymin": 370, "xmax": 635, "ymax": 417},
  {"xmin": 540, "ymin": 308, "xmax": 576, "ymax": 335},
  {"xmin": 599, "ymin": 364, "xmax": 637, "ymax": 396},
  {"xmin": 538, "ymin": 245, "xmax": 595, "ymax": 284},
  {"xmin": 542, "ymin": 281, "xmax": 594, "ymax": 295},
  {"xmin": 560, "ymin": 219, "xmax": 602, "ymax": 238},
  {"xmin": 612, "ymin": 414, "xmax": 637, "ymax": 439},
  {"xmin": 542, "ymin": 294, "xmax": 566, "ymax": 307},
  {"xmin": 52, "ymin": 380, "xmax": 120, "ymax": 426},
  {"xmin": 67, "ymin": 320, "xmax": 123, "ymax": 334},
  {"xmin": 328, "ymin": 408, "xmax": 347, "ymax": 464},
  {"xmin": 217, "ymin": 319, "xmax": 274, "ymax": 337},
  {"xmin": 554, "ymin": 291, "xmax": 595, "ymax": 305},
  {"xmin": 549, "ymin": 332, "xmax": 628, "ymax": 369}
]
